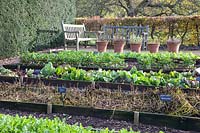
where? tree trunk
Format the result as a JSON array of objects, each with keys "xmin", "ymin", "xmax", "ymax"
[
  {"xmin": 127, "ymin": 10, "xmax": 136, "ymax": 17},
  {"xmin": 127, "ymin": 0, "xmax": 137, "ymax": 17}
]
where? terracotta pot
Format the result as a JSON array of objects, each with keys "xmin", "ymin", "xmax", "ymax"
[
  {"xmin": 167, "ymin": 39, "xmax": 181, "ymax": 53},
  {"xmin": 113, "ymin": 39, "xmax": 125, "ymax": 53},
  {"xmin": 147, "ymin": 42, "xmax": 160, "ymax": 53},
  {"xmin": 130, "ymin": 42, "xmax": 142, "ymax": 53},
  {"xmin": 96, "ymin": 40, "xmax": 108, "ymax": 52}
]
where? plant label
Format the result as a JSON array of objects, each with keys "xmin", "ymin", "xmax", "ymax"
[
  {"xmin": 58, "ymin": 86, "xmax": 67, "ymax": 93},
  {"xmin": 33, "ymin": 69, "xmax": 40, "ymax": 75},
  {"xmin": 196, "ymin": 77, "xmax": 200, "ymax": 81},
  {"xmin": 160, "ymin": 95, "xmax": 172, "ymax": 102}
]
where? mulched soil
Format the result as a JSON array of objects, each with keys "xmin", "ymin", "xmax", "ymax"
[
  {"xmin": 0, "ymin": 56, "xmax": 20, "ymax": 66},
  {"xmin": 0, "ymin": 108, "xmax": 194, "ymax": 133}
]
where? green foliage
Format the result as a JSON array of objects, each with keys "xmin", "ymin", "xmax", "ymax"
[
  {"xmin": 130, "ymin": 35, "xmax": 143, "ymax": 43},
  {"xmin": 125, "ymin": 52, "xmax": 198, "ymax": 69},
  {"xmin": 31, "ymin": 30, "xmax": 62, "ymax": 52},
  {"xmin": 20, "ymin": 51, "xmax": 199, "ymax": 70},
  {"xmin": 0, "ymin": 66, "xmax": 18, "ymax": 77},
  {"xmin": 28, "ymin": 64, "xmax": 197, "ymax": 88},
  {"xmin": 0, "ymin": 0, "xmax": 76, "ymax": 58},
  {"xmin": 40, "ymin": 62, "xmax": 56, "ymax": 78},
  {"xmin": 0, "ymin": 114, "xmax": 140, "ymax": 132},
  {"xmin": 21, "ymin": 51, "xmax": 126, "ymax": 68}
]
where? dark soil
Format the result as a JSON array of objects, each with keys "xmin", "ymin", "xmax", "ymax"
[{"xmin": 0, "ymin": 108, "xmax": 193, "ymax": 133}]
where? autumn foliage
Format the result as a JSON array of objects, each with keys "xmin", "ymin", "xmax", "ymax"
[{"xmin": 76, "ymin": 16, "xmax": 200, "ymax": 46}]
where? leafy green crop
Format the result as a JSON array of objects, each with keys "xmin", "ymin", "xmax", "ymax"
[
  {"xmin": 20, "ymin": 51, "xmax": 200, "ymax": 70},
  {"xmin": 21, "ymin": 51, "xmax": 126, "ymax": 68},
  {"xmin": 125, "ymin": 52, "xmax": 199, "ymax": 69},
  {"xmin": 27, "ymin": 63, "xmax": 198, "ymax": 89},
  {"xmin": 40, "ymin": 62, "xmax": 56, "ymax": 78},
  {"xmin": 0, "ymin": 66, "xmax": 18, "ymax": 77},
  {"xmin": 0, "ymin": 114, "xmax": 142, "ymax": 133}
]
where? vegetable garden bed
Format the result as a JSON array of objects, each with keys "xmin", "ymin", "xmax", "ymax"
[
  {"xmin": 20, "ymin": 51, "xmax": 200, "ymax": 70},
  {"xmin": 1, "ymin": 62, "xmax": 200, "ymax": 92},
  {"xmin": 0, "ymin": 83, "xmax": 199, "ymax": 117},
  {"xmin": 0, "ymin": 100, "xmax": 199, "ymax": 132},
  {"xmin": 1, "ymin": 51, "xmax": 200, "ymax": 132},
  {"xmin": 21, "ymin": 63, "xmax": 200, "ymax": 89},
  {"xmin": 0, "ymin": 109, "xmax": 186, "ymax": 133}
]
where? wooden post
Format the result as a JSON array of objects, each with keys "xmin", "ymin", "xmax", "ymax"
[
  {"xmin": 47, "ymin": 103, "xmax": 52, "ymax": 114},
  {"xmin": 134, "ymin": 111, "xmax": 139, "ymax": 125}
]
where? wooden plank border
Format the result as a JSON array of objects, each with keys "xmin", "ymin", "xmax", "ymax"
[{"xmin": 0, "ymin": 101, "xmax": 199, "ymax": 132}]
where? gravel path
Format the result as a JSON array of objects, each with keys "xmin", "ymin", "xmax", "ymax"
[{"xmin": 0, "ymin": 108, "xmax": 194, "ymax": 133}]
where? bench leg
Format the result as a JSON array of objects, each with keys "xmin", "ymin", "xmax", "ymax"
[
  {"xmin": 76, "ymin": 41, "xmax": 79, "ymax": 51},
  {"xmin": 64, "ymin": 39, "xmax": 67, "ymax": 50}
]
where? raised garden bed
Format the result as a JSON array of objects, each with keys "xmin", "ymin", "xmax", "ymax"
[
  {"xmin": 2, "ymin": 63, "xmax": 200, "ymax": 89},
  {"xmin": 20, "ymin": 51, "xmax": 200, "ymax": 70},
  {"xmin": 0, "ymin": 83, "xmax": 199, "ymax": 117},
  {"xmin": 0, "ymin": 100, "xmax": 199, "ymax": 132},
  {"xmin": 0, "ymin": 108, "xmax": 187, "ymax": 133}
]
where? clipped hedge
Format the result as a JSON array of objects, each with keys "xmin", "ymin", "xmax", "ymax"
[
  {"xmin": 0, "ymin": 0, "xmax": 76, "ymax": 58},
  {"xmin": 76, "ymin": 16, "xmax": 200, "ymax": 46}
]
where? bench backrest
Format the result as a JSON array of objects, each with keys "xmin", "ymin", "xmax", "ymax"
[
  {"xmin": 103, "ymin": 25, "xmax": 149, "ymax": 49},
  {"xmin": 103, "ymin": 25, "xmax": 149, "ymax": 41},
  {"xmin": 61, "ymin": 21, "xmax": 86, "ymax": 39}
]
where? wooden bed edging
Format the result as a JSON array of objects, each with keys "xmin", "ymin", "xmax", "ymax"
[
  {"xmin": 0, "ymin": 76, "xmax": 19, "ymax": 83},
  {"xmin": 0, "ymin": 101, "xmax": 199, "ymax": 132}
]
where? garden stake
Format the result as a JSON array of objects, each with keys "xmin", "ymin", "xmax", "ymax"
[
  {"xmin": 134, "ymin": 111, "xmax": 139, "ymax": 125},
  {"xmin": 47, "ymin": 103, "xmax": 52, "ymax": 114}
]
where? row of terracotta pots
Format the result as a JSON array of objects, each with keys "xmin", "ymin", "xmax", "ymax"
[
  {"xmin": 146, "ymin": 39, "xmax": 181, "ymax": 53},
  {"xmin": 96, "ymin": 39, "xmax": 181, "ymax": 53},
  {"xmin": 96, "ymin": 40, "xmax": 126, "ymax": 53}
]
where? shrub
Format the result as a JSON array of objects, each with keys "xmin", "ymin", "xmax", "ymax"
[{"xmin": 0, "ymin": 0, "xmax": 76, "ymax": 58}]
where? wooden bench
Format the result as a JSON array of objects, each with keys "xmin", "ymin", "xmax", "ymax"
[
  {"xmin": 102, "ymin": 25, "xmax": 149, "ymax": 49},
  {"xmin": 61, "ymin": 21, "xmax": 97, "ymax": 50}
]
